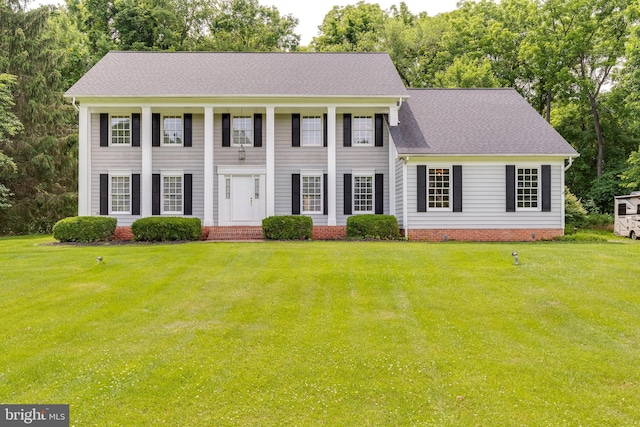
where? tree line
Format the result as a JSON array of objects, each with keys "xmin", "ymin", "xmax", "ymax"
[{"xmin": 1, "ymin": 0, "xmax": 639, "ymax": 233}]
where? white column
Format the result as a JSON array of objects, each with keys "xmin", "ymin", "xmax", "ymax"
[
  {"xmin": 266, "ymin": 106, "xmax": 275, "ymax": 217},
  {"xmin": 141, "ymin": 106, "xmax": 153, "ymax": 217},
  {"xmin": 402, "ymin": 160, "xmax": 409, "ymax": 239},
  {"xmin": 389, "ymin": 106, "xmax": 399, "ymax": 126},
  {"xmin": 389, "ymin": 140, "xmax": 396, "ymax": 217},
  {"xmin": 204, "ymin": 106, "xmax": 215, "ymax": 226},
  {"xmin": 78, "ymin": 105, "xmax": 91, "ymax": 216},
  {"xmin": 327, "ymin": 106, "xmax": 337, "ymax": 226}
]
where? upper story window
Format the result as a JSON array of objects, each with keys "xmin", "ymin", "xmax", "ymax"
[
  {"xmin": 302, "ymin": 116, "xmax": 322, "ymax": 146},
  {"xmin": 428, "ymin": 168, "xmax": 450, "ymax": 210},
  {"xmin": 110, "ymin": 174, "xmax": 130, "ymax": 213},
  {"xmin": 111, "ymin": 115, "xmax": 131, "ymax": 145},
  {"xmin": 353, "ymin": 175, "xmax": 373, "ymax": 213},
  {"xmin": 517, "ymin": 167, "xmax": 539, "ymax": 209},
  {"xmin": 162, "ymin": 175, "xmax": 183, "ymax": 214},
  {"xmin": 353, "ymin": 116, "xmax": 373, "ymax": 146},
  {"xmin": 233, "ymin": 116, "xmax": 252, "ymax": 145},
  {"xmin": 163, "ymin": 116, "xmax": 183, "ymax": 145}
]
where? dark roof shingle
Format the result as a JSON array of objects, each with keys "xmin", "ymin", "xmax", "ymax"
[
  {"xmin": 390, "ymin": 89, "xmax": 578, "ymax": 156},
  {"xmin": 65, "ymin": 51, "xmax": 408, "ymax": 98}
]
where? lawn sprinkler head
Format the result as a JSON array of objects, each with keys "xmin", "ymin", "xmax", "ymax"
[
  {"xmin": 511, "ymin": 251, "xmax": 519, "ymax": 265},
  {"xmin": 96, "ymin": 256, "xmax": 103, "ymax": 264}
]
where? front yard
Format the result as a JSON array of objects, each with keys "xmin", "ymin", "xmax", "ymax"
[{"xmin": 0, "ymin": 236, "xmax": 638, "ymax": 425}]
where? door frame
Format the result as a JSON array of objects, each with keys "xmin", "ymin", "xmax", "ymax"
[{"xmin": 217, "ymin": 165, "xmax": 267, "ymax": 226}]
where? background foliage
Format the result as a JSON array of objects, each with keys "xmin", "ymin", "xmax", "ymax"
[{"xmin": 1, "ymin": 0, "xmax": 640, "ymax": 233}]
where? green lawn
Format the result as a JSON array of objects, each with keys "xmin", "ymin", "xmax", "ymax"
[{"xmin": 1, "ymin": 236, "xmax": 639, "ymax": 426}]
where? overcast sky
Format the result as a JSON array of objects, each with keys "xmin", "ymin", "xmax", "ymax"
[{"xmin": 29, "ymin": 0, "xmax": 459, "ymax": 45}]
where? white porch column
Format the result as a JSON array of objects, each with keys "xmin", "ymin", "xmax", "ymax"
[
  {"xmin": 204, "ymin": 106, "xmax": 215, "ymax": 226},
  {"xmin": 402, "ymin": 160, "xmax": 408, "ymax": 239},
  {"xmin": 327, "ymin": 106, "xmax": 337, "ymax": 226},
  {"xmin": 78, "ymin": 105, "xmax": 91, "ymax": 216},
  {"xmin": 266, "ymin": 106, "xmax": 275, "ymax": 217},
  {"xmin": 389, "ymin": 141, "xmax": 396, "ymax": 217},
  {"xmin": 141, "ymin": 106, "xmax": 153, "ymax": 217}
]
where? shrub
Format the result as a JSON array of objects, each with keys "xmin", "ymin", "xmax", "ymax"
[
  {"xmin": 53, "ymin": 216, "xmax": 117, "ymax": 242},
  {"xmin": 346, "ymin": 215, "xmax": 401, "ymax": 240},
  {"xmin": 565, "ymin": 187, "xmax": 588, "ymax": 228},
  {"xmin": 131, "ymin": 217, "xmax": 202, "ymax": 242},
  {"xmin": 586, "ymin": 213, "xmax": 614, "ymax": 229},
  {"xmin": 553, "ymin": 232, "xmax": 608, "ymax": 242},
  {"xmin": 262, "ymin": 216, "xmax": 313, "ymax": 240}
]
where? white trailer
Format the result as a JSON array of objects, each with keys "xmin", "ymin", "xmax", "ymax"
[{"xmin": 614, "ymin": 192, "xmax": 640, "ymax": 239}]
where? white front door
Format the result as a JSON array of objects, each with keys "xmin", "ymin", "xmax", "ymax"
[{"xmin": 219, "ymin": 173, "xmax": 266, "ymax": 225}]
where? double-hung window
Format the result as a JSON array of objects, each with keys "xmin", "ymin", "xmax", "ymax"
[
  {"xmin": 353, "ymin": 116, "xmax": 373, "ymax": 146},
  {"xmin": 233, "ymin": 116, "xmax": 252, "ymax": 145},
  {"xmin": 353, "ymin": 175, "xmax": 373, "ymax": 213},
  {"xmin": 517, "ymin": 167, "xmax": 539, "ymax": 209},
  {"xmin": 302, "ymin": 116, "xmax": 322, "ymax": 146},
  {"xmin": 110, "ymin": 174, "xmax": 131, "ymax": 214},
  {"xmin": 428, "ymin": 168, "xmax": 451, "ymax": 210},
  {"xmin": 163, "ymin": 116, "xmax": 183, "ymax": 145},
  {"xmin": 302, "ymin": 175, "xmax": 322, "ymax": 214},
  {"xmin": 162, "ymin": 175, "xmax": 183, "ymax": 214},
  {"xmin": 111, "ymin": 115, "xmax": 131, "ymax": 145}
]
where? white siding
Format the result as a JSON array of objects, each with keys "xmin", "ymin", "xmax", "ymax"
[
  {"xmin": 336, "ymin": 114, "xmax": 390, "ymax": 225},
  {"xmin": 152, "ymin": 114, "xmax": 205, "ymax": 220},
  {"xmin": 273, "ymin": 114, "xmax": 328, "ymax": 224},
  {"xmin": 213, "ymin": 113, "xmax": 267, "ymax": 224},
  {"xmin": 90, "ymin": 113, "xmax": 142, "ymax": 225},
  {"xmin": 406, "ymin": 161, "xmax": 564, "ymax": 229}
]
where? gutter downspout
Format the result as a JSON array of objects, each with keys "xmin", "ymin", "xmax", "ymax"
[
  {"xmin": 72, "ymin": 97, "xmax": 80, "ymax": 112},
  {"xmin": 565, "ymin": 156, "xmax": 574, "ymax": 172}
]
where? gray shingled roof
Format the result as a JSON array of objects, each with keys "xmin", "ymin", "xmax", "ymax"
[
  {"xmin": 65, "ymin": 51, "xmax": 408, "ymax": 98},
  {"xmin": 390, "ymin": 89, "xmax": 578, "ymax": 156}
]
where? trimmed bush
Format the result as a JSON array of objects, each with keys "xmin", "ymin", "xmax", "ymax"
[
  {"xmin": 262, "ymin": 216, "xmax": 313, "ymax": 240},
  {"xmin": 53, "ymin": 216, "xmax": 117, "ymax": 242},
  {"xmin": 131, "ymin": 217, "xmax": 202, "ymax": 242},
  {"xmin": 346, "ymin": 215, "xmax": 401, "ymax": 240}
]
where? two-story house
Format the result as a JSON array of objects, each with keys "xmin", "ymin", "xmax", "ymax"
[{"xmin": 64, "ymin": 51, "xmax": 578, "ymax": 241}]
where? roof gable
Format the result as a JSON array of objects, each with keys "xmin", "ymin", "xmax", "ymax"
[
  {"xmin": 390, "ymin": 88, "xmax": 578, "ymax": 157},
  {"xmin": 65, "ymin": 51, "xmax": 408, "ymax": 99}
]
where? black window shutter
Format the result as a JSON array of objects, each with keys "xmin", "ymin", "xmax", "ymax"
[
  {"xmin": 344, "ymin": 174, "xmax": 352, "ymax": 215},
  {"xmin": 375, "ymin": 173, "xmax": 384, "ymax": 214},
  {"xmin": 323, "ymin": 173, "xmax": 328, "ymax": 215},
  {"xmin": 506, "ymin": 165, "xmax": 516, "ymax": 212},
  {"xmin": 417, "ymin": 165, "xmax": 427, "ymax": 212},
  {"xmin": 292, "ymin": 114, "xmax": 300, "ymax": 147},
  {"xmin": 152, "ymin": 113, "xmax": 160, "ymax": 147},
  {"xmin": 152, "ymin": 174, "xmax": 160, "ymax": 215},
  {"xmin": 254, "ymin": 113, "xmax": 262, "ymax": 147},
  {"xmin": 343, "ymin": 114, "xmax": 352, "ymax": 147},
  {"xmin": 541, "ymin": 165, "xmax": 551, "ymax": 212},
  {"xmin": 100, "ymin": 174, "xmax": 108, "ymax": 214},
  {"xmin": 323, "ymin": 114, "xmax": 328, "ymax": 147},
  {"xmin": 132, "ymin": 174, "xmax": 140, "ymax": 215},
  {"xmin": 292, "ymin": 174, "xmax": 301, "ymax": 215},
  {"xmin": 222, "ymin": 113, "xmax": 230, "ymax": 147},
  {"xmin": 184, "ymin": 173, "xmax": 192, "ymax": 215},
  {"xmin": 184, "ymin": 114, "xmax": 192, "ymax": 147},
  {"xmin": 375, "ymin": 114, "xmax": 384, "ymax": 147},
  {"xmin": 131, "ymin": 114, "xmax": 140, "ymax": 147},
  {"xmin": 453, "ymin": 165, "xmax": 462, "ymax": 212},
  {"xmin": 100, "ymin": 113, "xmax": 109, "ymax": 147}
]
